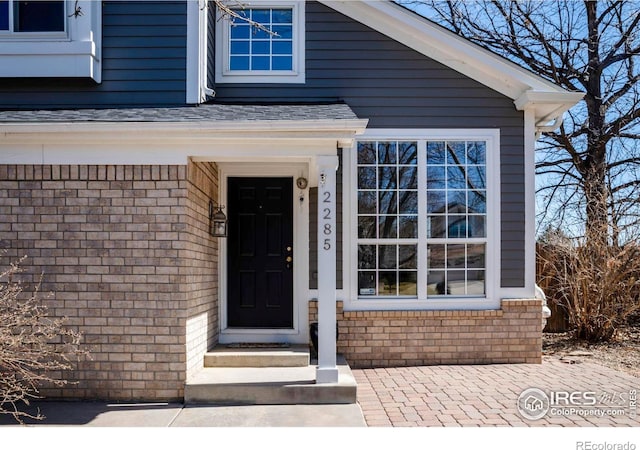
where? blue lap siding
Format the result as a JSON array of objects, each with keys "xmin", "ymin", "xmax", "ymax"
[{"xmin": 0, "ymin": 1, "xmax": 187, "ymax": 108}]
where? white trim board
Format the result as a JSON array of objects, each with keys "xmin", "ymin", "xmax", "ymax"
[{"xmin": 186, "ymin": 0, "xmax": 203, "ymax": 103}]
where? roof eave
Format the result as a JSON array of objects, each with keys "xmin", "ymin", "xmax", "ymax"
[
  {"xmin": 515, "ymin": 90, "xmax": 586, "ymax": 128},
  {"xmin": 0, "ymin": 118, "xmax": 370, "ymax": 144}
]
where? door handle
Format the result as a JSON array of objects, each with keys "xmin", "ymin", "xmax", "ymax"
[{"xmin": 286, "ymin": 256, "xmax": 293, "ymax": 263}]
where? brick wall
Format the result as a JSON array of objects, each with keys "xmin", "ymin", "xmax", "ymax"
[
  {"xmin": 0, "ymin": 163, "xmax": 219, "ymax": 401},
  {"xmin": 309, "ymin": 300, "xmax": 542, "ymax": 367},
  {"xmin": 185, "ymin": 161, "xmax": 219, "ymax": 379}
]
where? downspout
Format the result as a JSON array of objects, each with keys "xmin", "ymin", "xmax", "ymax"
[
  {"xmin": 203, "ymin": 86, "xmax": 216, "ymax": 99},
  {"xmin": 201, "ymin": 0, "xmax": 216, "ymax": 100}
]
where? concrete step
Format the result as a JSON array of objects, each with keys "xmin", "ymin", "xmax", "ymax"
[
  {"xmin": 204, "ymin": 344, "xmax": 309, "ymax": 368},
  {"xmin": 185, "ymin": 356, "xmax": 357, "ymax": 405}
]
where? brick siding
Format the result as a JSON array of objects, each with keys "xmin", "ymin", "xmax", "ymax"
[
  {"xmin": 0, "ymin": 162, "xmax": 219, "ymax": 401},
  {"xmin": 309, "ymin": 300, "xmax": 542, "ymax": 367},
  {"xmin": 184, "ymin": 161, "xmax": 219, "ymax": 379}
]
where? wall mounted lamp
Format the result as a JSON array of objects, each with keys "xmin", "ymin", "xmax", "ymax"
[{"xmin": 209, "ymin": 200, "xmax": 228, "ymax": 238}]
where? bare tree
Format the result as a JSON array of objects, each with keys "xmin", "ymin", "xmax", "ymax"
[
  {"xmin": 0, "ymin": 258, "xmax": 86, "ymax": 423},
  {"xmin": 401, "ymin": 0, "xmax": 640, "ymax": 246},
  {"xmin": 211, "ymin": 0, "xmax": 276, "ymax": 35}
]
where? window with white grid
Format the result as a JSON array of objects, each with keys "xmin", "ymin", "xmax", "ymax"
[
  {"xmin": 354, "ymin": 137, "xmax": 492, "ymax": 300},
  {"xmin": 356, "ymin": 141, "xmax": 419, "ymax": 297},
  {"xmin": 426, "ymin": 141, "xmax": 487, "ymax": 297},
  {"xmin": 228, "ymin": 8, "xmax": 293, "ymax": 71},
  {"xmin": 216, "ymin": 1, "xmax": 305, "ymax": 84}
]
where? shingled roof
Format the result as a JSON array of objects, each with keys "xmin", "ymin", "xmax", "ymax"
[{"xmin": 0, "ymin": 103, "xmax": 359, "ymax": 123}]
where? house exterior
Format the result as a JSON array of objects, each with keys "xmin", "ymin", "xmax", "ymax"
[{"xmin": 0, "ymin": 0, "xmax": 582, "ymax": 401}]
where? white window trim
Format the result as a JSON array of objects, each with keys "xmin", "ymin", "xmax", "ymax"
[
  {"xmin": 215, "ymin": 0, "xmax": 305, "ymax": 84},
  {"xmin": 343, "ymin": 128, "xmax": 501, "ymax": 311},
  {"xmin": 0, "ymin": 0, "xmax": 101, "ymax": 81}
]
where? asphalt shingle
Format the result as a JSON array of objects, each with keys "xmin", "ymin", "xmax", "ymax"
[{"xmin": 0, "ymin": 103, "xmax": 359, "ymax": 123}]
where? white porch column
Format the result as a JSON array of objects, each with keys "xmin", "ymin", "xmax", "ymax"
[{"xmin": 315, "ymin": 155, "xmax": 340, "ymax": 384}]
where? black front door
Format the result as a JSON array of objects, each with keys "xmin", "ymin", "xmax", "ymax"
[{"xmin": 227, "ymin": 177, "xmax": 294, "ymax": 328}]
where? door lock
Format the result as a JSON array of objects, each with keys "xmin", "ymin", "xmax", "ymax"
[{"xmin": 286, "ymin": 256, "xmax": 293, "ymax": 263}]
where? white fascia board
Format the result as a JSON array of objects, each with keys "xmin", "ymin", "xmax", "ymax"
[
  {"xmin": 0, "ymin": 138, "xmax": 343, "ymax": 165},
  {"xmin": 319, "ymin": 1, "xmax": 583, "ymax": 123},
  {"xmin": 0, "ymin": 119, "xmax": 369, "ymax": 139}
]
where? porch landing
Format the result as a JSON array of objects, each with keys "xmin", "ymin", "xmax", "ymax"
[{"xmin": 185, "ymin": 346, "xmax": 357, "ymax": 405}]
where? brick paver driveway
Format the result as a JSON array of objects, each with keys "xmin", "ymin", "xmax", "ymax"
[{"xmin": 353, "ymin": 358, "xmax": 639, "ymax": 426}]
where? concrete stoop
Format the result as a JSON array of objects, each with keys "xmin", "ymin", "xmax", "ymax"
[
  {"xmin": 203, "ymin": 344, "xmax": 310, "ymax": 368},
  {"xmin": 185, "ymin": 346, "xmax": 357, "ymax": 405}
]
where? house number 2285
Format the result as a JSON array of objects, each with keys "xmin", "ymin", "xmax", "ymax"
[{"xmin": 322, "ymin": 190, "xmax": 332, "ymax": 250}]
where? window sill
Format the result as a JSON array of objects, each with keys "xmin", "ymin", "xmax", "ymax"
[
  {"xmin": 0, "ymin": 40, "xmax": 100, "ymax": 81},
  {"xmin": 343, "ymin": 296, "xmax": 501, "ymax": 311},
  {"xmin": 215, "ymin": 71, "xmax": 305, "ymax": 84}
]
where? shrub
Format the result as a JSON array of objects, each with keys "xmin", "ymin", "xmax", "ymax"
[
  {"xmin": 0, "ymin": 257, "xmax": 86, "ymax": 423},
  {"xmin": 538, "ymin": 234, "xmax": 640, "ymax": 342}
]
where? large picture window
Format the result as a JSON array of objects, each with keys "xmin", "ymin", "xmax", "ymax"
[{"xmin": 352, "ymin": 132, "xmax": 498, "ymax": 304}]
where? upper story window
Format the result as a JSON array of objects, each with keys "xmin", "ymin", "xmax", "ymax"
[
  {"xmin": 0, "ymin": 1, "xmax": 65, "ymax": 33},
  {"xmin": 215, "ymin": 1, "xmax": 305, "ymax": 84},
  {"xmin": 0, "ymin": 0, "xmax": 101, "ymax": 81}
]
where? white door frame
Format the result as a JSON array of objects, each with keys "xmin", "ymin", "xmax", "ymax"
[{"xmin": 217, "ymin": 162, "xmax": 310, "ymax": 344}]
